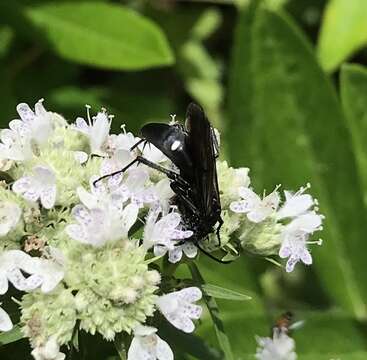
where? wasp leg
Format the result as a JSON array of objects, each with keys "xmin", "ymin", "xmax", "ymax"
[
  {"xmin": 129, "ymin": 139, "xmax": 145, "ymax": 152},
  {"xmin": 93, "ymin": 155, "xmax": 190, "ymax": 188},
  {"xmin": 196, "ymin": 242, "xmax": 233, "ymax": 264},
  {"xmin": 216, "ymin": 216, "xmax": 224, "ymax": 247}
]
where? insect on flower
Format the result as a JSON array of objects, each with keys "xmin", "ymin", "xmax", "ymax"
[
  {"xmin": 96, "ymin": 103, "xmax": 232, "ymax": 263},
  {"xmin": 273, "ymin": 311, "xmax": 304, "ymax": 336}
]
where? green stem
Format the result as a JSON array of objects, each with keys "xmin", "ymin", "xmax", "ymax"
[
  {"xmin": 188, "ymin": 262, "xmax": 234, "ymax": 360},
  {"xmin": 114, "ymin": 333, "xmax": 128, "ymax": 360}
]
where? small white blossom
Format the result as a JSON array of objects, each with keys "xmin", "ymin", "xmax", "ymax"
[
  {"xmin": 100, "ymin": 148, "xmax": 134, "ymax": 187},
  {"xmin": 143, "ymin": 207, "xmax": 193, "ymax": 256},
  {"xmin": 0, "ymin": 306, "xmax": 13, "ymax": 332},
  {"xmin": 152, "ymin": 178, "xmax": 175, "ymax": 213},
  {"xmin": 156, "ymin": 287, "xmax": 202, "ymax": 333},
  {"xmin": 108, "ymin": 128, "xmax": 138, "ymax": 153},
  {"xmin": 0, "ymin": 127, "xmax": 32, "ymax": 161},
  {"xmin": 256, "ymin": 329, "xmax": 297, "ymax": 360},
  {"xmin": 163, "ymin": 241, "xmax": 198, "ymax": 264},
  {"xmin": 277, "ymin": 184, "xmax": 316, "ymax": 220},
  {"xmin": 230, "ymin": 187, "xmax": 280, "ymax": 223},
  {"xmin": 0, "ymin": 250, "xmax": 64, "ymax": 294},
  {"xmin": 0, "ymin": 201, "xmax": 21, "ymax": 236},
  {"xmin": 128, "ymin": 325, "xmax": 173, "ymax": 360},
  {"xmin": 0, "ymin": 100, "xmax": 53, "ymax": 161},
  {"xmin": 279, "ymin": 212, "xmax": 323, "ymax": 272},
  {"xmin": 13, "ymin": 166, "xmax": 56, "ymax": 209},
  {"xmin": 74, "ymin": 107, "xmax": 111, "ymax": 156},
  {"xmin": 31, "ymin": 336, "xmax": 65, "ymax": 360},
  {"xmin": 66, "ymin": 202, "xmax": 138, "ymax": 247},
  {"xmin": 77, "ymin": 175, "xmax": 130, "ymax": 211}
]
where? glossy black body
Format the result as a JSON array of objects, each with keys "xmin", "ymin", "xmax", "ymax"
[{"xmin": 140, "ymin": 103, "xmax": 223, "ymax": 244}]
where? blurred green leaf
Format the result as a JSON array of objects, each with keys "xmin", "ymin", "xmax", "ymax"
[
  {"xmin": 294, "ymin": 311, "xmax": 367, "ymax": 356},
  {"xmin": 228, "ymin": 5, "xmax": 367, "ymax": 319},
  {"xmin": 317, "ymin": 0, "xmax": 367, "ymax": 72},
  {"xmin": 202, "ymin": 284, "xmax": 252, "ymax": 301},
  {"xmin": 191, "ymin": 8, "xmax": 222, "ymax": 41},
  {"xmin": 189, "ymin": 262, "xmax": 234, "ymax": 360},
  {"xmin": 25, "ymin": 2, "xmax": 174, "ymax": 70},
  {"xmin": 341, "ymin": 64, "xmax": 367, "ymax": 206},
  {"xmin": 0, "ymin": 325, "xmax": 23, "ymax": 346},
  {"xmin": 0, "ymin": 26, "xmax": 13, "ymax": 58}
]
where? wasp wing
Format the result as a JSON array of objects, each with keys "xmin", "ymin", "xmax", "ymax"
[{"xmin": 185, "ymin": 103, "xmax": 221, "ymax": 218}]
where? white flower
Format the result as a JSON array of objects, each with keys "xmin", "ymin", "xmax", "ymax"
[
  {"xmin": 0, "ymin": 124, "xmax": 32, "ymax": 161},
  {"xmin": 152, "ymin": 178, "xmax": 175, "ymax": 213},
  {"xmin": 143, "ymin": 207, "xmax": 193, "ymax": 254},
  {"xmin": 16, "ymin": 100, "xmax": 53, "ymax": 145},
  {"xmin": 31, "ymin": 336, "xmax": 65, "ymax": 360},
  {"xmin": 256, "ymin": 329, "xmax": 297, "ymax": 360},
  {"xmin": 13, "ymin": 165, "xmax": 57, "ymax": 209},
  {"xmin": 0, "ymin": 100, "xmax": 53, "ymax": 161},
  {"xmin": 127, "ymin": 325, "xmax": 173, "ymax": 360},
  {"xmin": 76, "ymin": 175, "xmax": 129, "ymax": 210},
  {"xmin": 66, "ymin": 202, "xmax": 138, "ymax": 247},
  {"xmin": 0, "ymin": 201, "xmax": 21, "ymax": 236},
  {"xmin": 279, "ymin": 212, "xmax": 323, "ymax": 272},
  {"xmin": 277, "ymin": 184, "xmax": 316, "ymax": 220},
  {"xmin": 100, "ymin": 148, "xmax": 135, "ymax": 187},
  {"xmin": 108, "ymin": 129, "xmax": 138, "ymax": 153},
  {"xmin": 230, "ymin": 187, "xmax": 280, "ymax": 223},
  {"xmin": 124, "ymin": 168, "xmax": 159, "ymax": 207},
  {"xmin": 162, "ymin": 241, "xmax": 198, "ymax": 264},
  {"xmin": 156, "ymin": 287, "xmax": 202, "ymax": 333},
  {"xmin": 74, "ymin": 107, "xmax": 111, "ymax": 156},
  {"xmin": 0, "ymin": 250, "xmax": 64, "ymax": 294},
  {"xmin": 0, "ymin": 306, "xmax": 13, "ymax": 332}
]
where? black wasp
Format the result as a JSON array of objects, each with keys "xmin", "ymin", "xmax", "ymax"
[{"xmin": 96, "ymin": 103, "xmax": 229, "ymax": 263}]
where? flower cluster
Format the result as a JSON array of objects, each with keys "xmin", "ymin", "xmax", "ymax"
[
  {"xmin": 0, "ymin": 100, "xmax": 323, "ymax": 359},
  {"xmin": 256, "ymin": 328, "xmax": 297, "ymax": 360}
]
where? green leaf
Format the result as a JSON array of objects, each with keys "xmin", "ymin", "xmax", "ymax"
[
  {"xmin": 0, "ymin": 325, "xmax": 23, "ymax": 346},
  {"xmin": 0, "ymin": 26, "xmax": 13, "ymax": 58},
  {"xmin": 202, "ymin": 284, "xmax": 251, "ymax": 301},
  {"xmin": 191, "ymin": 8, "xmax": 222, "ymax": 40},
  {"xmin": 227, "ymin": 6, "xmax": 367, "ymax": 319},
  {"xmin": 341, "ymin": 64, "xmax": 367, "ymax": 205},
  {"xmin": 188, "ymin": 262, "xmax": 234, "ymax": 360},
  {"xmin": 317, "ymin": 0, "xmax": 367, "ymax": 72},
  {"xmin": 25, "ymin": 2, "xmax": 174, "ymax": 70}
]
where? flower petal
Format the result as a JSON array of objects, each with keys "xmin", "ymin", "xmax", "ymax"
[
  {"xmin": 16, "ymin": 103, "xmax": 35, "ymax": 123},
  {"xmin": 0, "ymin": 307, "xmax": 12, "ymax": 332},
  {"xmin": 128, "ymin": 337, "xmax": 155, "ymax": 360},
  {"xmin": 156, "ymin": 336, "xmax": 174, "ymax": 360},
  {"xmin": 168, "ymin": 247, "xmax": 183, "ymax": 263},
  {"xmin": 182, "ymin": 242, "xmax": 198, "ymax": 258},
  {"xmin": 40, "ymin": 185, "xmax": 56, "ymax": 209},
  {"xmin": 300, "ymin": 249, "xmax": 312, "ymax": 265},
  {"xmin": 0, "ymin": 273, "xmax": 8, "ymax": 295},
  {"xmin": 178, "ymin": 287, "xmax": 202, "ymax": 303},
  {"xmin": 230, "ymin": 200, "xmax": 252, "ymax": 213}
]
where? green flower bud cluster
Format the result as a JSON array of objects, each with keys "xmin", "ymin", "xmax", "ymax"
[
  {"xmin": 64, "ymin": 241, "xmax": 160, "ymax": 339},
  {"xmin": 21, "ymin": 286, "xmax": 77, "ymax": 347}
]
